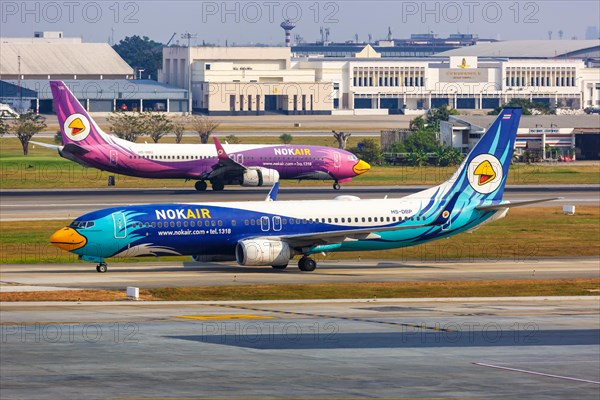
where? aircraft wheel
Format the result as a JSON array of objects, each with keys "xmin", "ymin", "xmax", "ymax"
[
  {"xmin": 271, "ymin": 264, "xmax": 288, "ymax": 270},
  {"xmin": 333, "ymin": 182, "xmax": 341, "ymax": 190},
  {"xmin": 96, "ymin": 263, "xmax": 107, "ymax": 273},
  {"xmin": 211, "ymin": 181, "xmax": 225, "ymax": 191},
  {"xmin": 298, "ymin": 257, "xmax": 317, "ymax": 272},
  {"xmin": 195, "ymin": 181, "xmax": 207, "ymax": 191}
]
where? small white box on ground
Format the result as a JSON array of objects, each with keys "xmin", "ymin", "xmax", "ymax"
[
  {"xmin": 563, "ymin": 205, "xmax": 575, "ymax": 215},
  {"xmin": 126, "ymin": 286, "xmax": 139, "ymax": 300}
]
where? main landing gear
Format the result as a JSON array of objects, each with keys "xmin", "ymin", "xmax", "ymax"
[
  {"xmin": 195, "ymin": 181, "xmax": 207, "ymax": 191},
  {"xmin": 298, "ymin": 256, "xmax": 317, "ymax": 272},
  {"xmin": 333, "ymin": 181, "xmax": 341, "ymax": 190},
  {"xmin": 194, "ymin": 180, "xmax": 225, "ymax": 191},
  {"xmin": 96, "ymin": 263, "xmax": 107, "ymax": 273}
]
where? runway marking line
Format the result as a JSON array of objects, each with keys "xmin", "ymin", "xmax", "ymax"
[
  {"xmin": 473, "ymin": 362, "xmax": 600, "ymax": 385},
  {"xmin": 212, "ymin": 304, "xmax": 455, "ymax": 333},
  {"xmin": 177, "ymin": 314, "xmax": 275, "ymax": 321}
]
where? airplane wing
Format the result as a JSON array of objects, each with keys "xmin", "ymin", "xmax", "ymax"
[
  {"xmin": 204, "ymin": 137, "xmax": 247, "ymax": 180},
  {"xmin": 476, "ymin": 198, "xmax": 562, "ymax": 211}
]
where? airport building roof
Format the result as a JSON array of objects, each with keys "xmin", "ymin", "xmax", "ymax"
[
  {"xmin": 451, "ymin": 114, "xmax": 600, "ymax": 132},
  {"xmin": 1, "ymin": 79, "xmax": 188, "ymax": 100},
  {"xmin": 437, "ymin": 40, "xmax": 600, "ymax": 59},
  {"xmin": 0, "ymin": 41, "xmax": 134, "ymax": 77}
]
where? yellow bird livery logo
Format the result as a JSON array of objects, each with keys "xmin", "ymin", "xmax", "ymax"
[
  {"xmin": 63, "ymin": 113, "xmax": 91, "ymax": 142},
  {"xmin": 68, "ymin": 118, "xmax": 85, "ymax": 135},
  {"xmin": 474, "ymin": 160, "xmax": 496, "ymax": 186},
  {"xmin": 467, "ymin": 154, "xmax": 503, "ymax": 194}
]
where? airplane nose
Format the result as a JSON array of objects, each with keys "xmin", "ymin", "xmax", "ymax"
[
  {"xmin": 49, "ymin": 227, "xmax": 87, "ymax": 251},
  {"xmin": 353, "ymin": 159, "xmax": 371, "ymax": 175}
]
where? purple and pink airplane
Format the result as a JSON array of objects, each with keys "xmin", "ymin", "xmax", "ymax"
[{"xmin": 34, "ymin": 81, "xmax": 370, "ymax": 191}]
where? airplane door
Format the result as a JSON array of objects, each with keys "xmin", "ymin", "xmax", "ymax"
[
  {"xmin": 112, "ymin": 212, "xmax": 127, "ymax": 238},
  {"xmin": 260, "ymin": 216, "xmax": 270, "ymax": 232},
  {"xmin": 110, "ymin": 150, "xmax": 118, "ymax": 166},
  {"xmin": 272, "ymin": 216, "xmax": 282, "ymax": 231},
  {"xmin": 333, "ymin": 152, "xmax": 341, "ymax": 170}
]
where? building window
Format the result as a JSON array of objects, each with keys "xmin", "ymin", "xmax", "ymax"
[
  {"xmin": 239, "ymin": 95, "xmax": 244, "ymax": 111},
  {"xmin": 230, "ymin": 95, "xmax": 235, "ymax": 111},
  {"xmin": 205, "ymin": 64, "xmax": 211, "ymax": 70}
]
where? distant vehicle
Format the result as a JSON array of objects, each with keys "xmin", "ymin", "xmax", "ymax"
[
  {"xmin": 32, "ymin": 81, "xmax": 370, "ymax": 191},
  {"xmin": 584, "ymin": 107, "xmax": 600, "ymax": 115},
  {"xmin": 50, "ymin": 107, "xmax": 557, "ymax": 273},
  {"xmin": 0, "ymin": 103, "xmax": 19, "ymax": 119}
]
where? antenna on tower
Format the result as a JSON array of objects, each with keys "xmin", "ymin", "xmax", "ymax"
[
  {"xmin": 558, "ymin": 29, "xmax": 564, "ymax": 39},
  {"xmin": 181, "ymin": 32, "xmax": 198, "ymax": 47},
  {"xmin": 548, "ymin": 30, "xmax": 553, "ymax": 40},
  {"xmin": 387, "ymin": 26, "xmax": 392, "ymax": 41},
  {"xmin": 325, "ymin": 28, "xmax": 330, "ymax": 42},
  {"xmin": 368, "ymin": 34, "xmax": 372, "ymax": 43}
]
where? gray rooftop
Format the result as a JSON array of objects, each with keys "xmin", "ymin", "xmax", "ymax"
[
  {"xmin": 1, "ymin": 79, "xmax": 188, "ymax": 100},
  {"xmin": 0, "ymin": 41, "xmax": 133, "ymax": 76},
  {"xmin": 437, "ymin": 40, "xmax": 600, "ymax": 58},
  {"xmin": 451, "ymin": 114, "xmax": 600, "ymax": 131}
]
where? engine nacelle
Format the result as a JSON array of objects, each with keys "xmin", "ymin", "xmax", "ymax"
[
  {"xmin": 235, "ymin": 239, "xmax": 292, "ymax": 266},
  {"xmin": 241, "ymin": 168, "xmax": 279, "ymax": 187}
]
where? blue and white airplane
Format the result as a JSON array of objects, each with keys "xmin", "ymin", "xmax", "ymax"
[{"xmin": 49, "ymin": 108, "xmax": 556, "ymax": 273}]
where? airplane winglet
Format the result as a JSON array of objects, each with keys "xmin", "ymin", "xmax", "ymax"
[
  {"xmin": 265, "ymin": 182, "xmax": 280, "ymax": 202},
  {"xmin": 213, "ymin": 137, "xmax": 229, "ymax": 160}
]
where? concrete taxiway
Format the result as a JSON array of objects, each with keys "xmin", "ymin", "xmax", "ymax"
[
  {"xmin": 1, "ymin": 185, "xmax": 597, "ymax": 221},
  {"xmin": 1, "ymin": 258, "xmax": 598, "ymax": 291},
  {"xmin": 1, "ymin": 297, "xmax": 598, "ymax": 399}
]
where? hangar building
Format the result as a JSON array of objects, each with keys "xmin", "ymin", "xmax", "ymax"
[{"xmin": 0, "ymin": 32, "xmax": 189, "ymax": 113}]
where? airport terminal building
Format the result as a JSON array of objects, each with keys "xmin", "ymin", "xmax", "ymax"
[{"xmin": 160, "ymin": 41, "xmax": 599, "ymax": 115}]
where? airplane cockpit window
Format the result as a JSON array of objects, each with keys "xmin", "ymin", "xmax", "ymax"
[
  {"xmin": 348, "ymin": 155, "xmax": 358, "ymax": 161},
  {"xmin": 69, "ymin": 221, "xmax": 95, "ymax": 229}
]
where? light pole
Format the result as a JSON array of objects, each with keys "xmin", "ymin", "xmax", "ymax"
[{"xmin": 137, "ymin": 69, "xmax": 145, "ymax": 80}]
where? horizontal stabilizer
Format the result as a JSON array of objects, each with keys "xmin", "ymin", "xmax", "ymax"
[
  {"xmin": 476, "ymin": 198, "xmax": 562, "ymax": 211},
  {"xmin": 30, "ymin": 141, "xmax": 62, "ymax": 151}
]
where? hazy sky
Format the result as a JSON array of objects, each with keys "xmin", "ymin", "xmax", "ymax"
[{"xmin": 1, "ymin": 1, "xmax": 599, "ymax": 45}]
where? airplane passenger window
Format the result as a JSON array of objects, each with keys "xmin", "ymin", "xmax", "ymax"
[
  {"xmin": 251, "ymin": 220, "xmax": 255, "ymax": 226},
  {"xmin": 151, "ymin": 222, "xmax": 156, "ymax": 228},
  {"xmin": 341, "ymin": 218, "xmax": 345, "ymax": 223},
  {"xmin": 232, "ymin": 220, "xmax": 236, "ymax": 227},
  {"xmin": 327, "ymin": 218, "xmax": 332, "ymax": 223},
  {"xmin": 205, "ymin": 220, "xmax": 210, "ymax": 227},
  {"xmin": 184, "ymin": 221, "xmax": 188, "ymax": 227},
  {"xmin": 176, "ymin": 221, "xmax": 181, "ymax": 227},
  {"xmin": 145, "ymin": 222, "xmax": 150, "ymax": 228},
  {"xmin": 218, "ymin": 220, "xmax": 222, "ymax": 226},
  {"xmin": 170, "ymin": 222, "xmax": 175, "ymax": 228},
  {"xmin": 244, "ymin": 220, "xmax": 249, "ymax": 226},
  {"xmin": 334, "ymin": 218, "xmax": 338, "ymax": 223},
  {"xmin": 362, "ymin": 217, "xmax": 366, "ymax": 222},
  {"xmin": 157, "ymin": 222, "xmax": 162, "ymax": 228},
  {"xmin": 190, "ymin": 221, "xmax": 195, "ymax": 227},
  {"xmin": 368, "ymin": 217, "xmax": 372, "ymax": 222},
  {"xmin": 211, "ymin": 221, "xmax": 216, "ymax": 227}
]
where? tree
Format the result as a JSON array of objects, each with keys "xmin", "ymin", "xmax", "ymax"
[
  {"xmin": 348, "ymin": 139, "xmax": 383, "ymax": 165},
  {"xmin": 11, "ymin": 113, "xmax": 47, "ymax": 155},
  {"xmin": 112, "ymin": 35, "xmax": 163, "ymax": 80},
  {"xmin": 0, "ymin": 119, "xmax": 9, "ymax": 136},
  {"xmin": 173, "ymin": 122, "xmax": 185, "ymax": 144},
  {"xmin": 144, "ymin": 113, "xmax": 173, "ymax": 143},
  {"xmin": 190, "ymin": 115, "xmax": 220, "ymax": 144},
  {"xmin": 279, "ymin": 133, "xmax": 293, "ymax": 144},
  {"xmin": 409, "ymin": 116, "xmax": 425, "ymax": 132},
  {"xmin": 224, "ymin": 134, "xmax": 241, "ymax": 144},
  {"xmin": 108, "ymin": 112, "xmax": 147, "ymax": 142},
  {"xmin": 488, "ymin": 99, "xmax": 553, "ymax": 116},
  {"xmin": 407, "ymin": 150, "xmax": 429, "ymax": 167},
  {"xmin": 332, "ymin": 130, "xmax": 351, "ymax": 149},
  {"xmin": 426, "ymin": 105, "xmax": 459, "ymax": 129},
  {"xmin": 403, "ymin": 129, "xmax": 440, "ymax": 153}
]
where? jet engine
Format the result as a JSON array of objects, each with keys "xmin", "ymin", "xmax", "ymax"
[
  {"xmin": 235, "ymin": 239, "xmax": 293, "ymax": 266},
  {"xmin": 241, "ymin": 168, "xmax": 279, "ymax": 187}
]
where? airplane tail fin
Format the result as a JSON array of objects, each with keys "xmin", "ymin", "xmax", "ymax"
[
  {"xmin": 50, "ymin": 81, "xmax": 112, "ymax": 146},
  {"xmin": 439, "ymin": 107, "xmax": 522, "ymax": 203}
]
